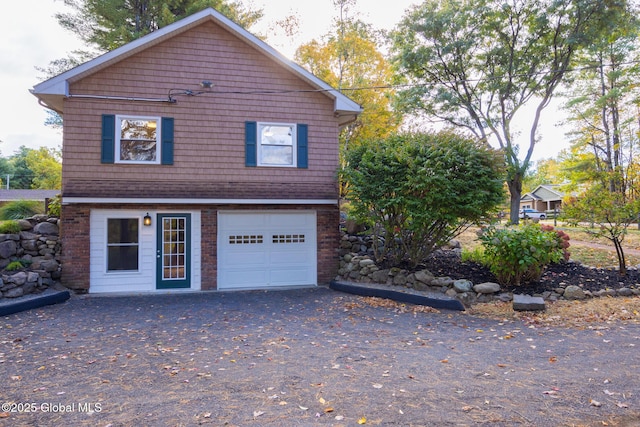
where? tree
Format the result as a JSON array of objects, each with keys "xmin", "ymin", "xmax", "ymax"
[
  {"xmin": 391, "ymin": 0, "xmax": 625, "ymax": 224},
  {"xmin": 563, "ymin": 182, "xmax": 639, "ymax": 275},
  {"xmin": 562, "ymin": 3, "xmax": 640, "ymax": 194},
  {"xmin": 295, "ymin": 0, "xmax": 401, "ymax": 194},
  {"xmin": 341, "ymin": 131, "xmax": 505, "ymax": 266},
  {"xmin": 56, "ymin": 0, "xmax": 262, "ymax": 52},
  {"xmin": 25, "ymin": 148, "xmax": 62, "ymax": 190}
]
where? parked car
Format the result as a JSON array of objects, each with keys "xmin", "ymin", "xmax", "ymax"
[{"xmin": 519, "ymin": 208, "xmax": 546, "ymax": 219}]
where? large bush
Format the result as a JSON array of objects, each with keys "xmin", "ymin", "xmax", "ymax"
[{"xmin": 341, "ymin": 131, "xmax": 505, "ymax": 266}]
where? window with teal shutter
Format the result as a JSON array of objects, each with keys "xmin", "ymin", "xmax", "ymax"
[
  {"xmin": 297, "ymin": 124, "xmax": 308, "ymax": 168},
  {"xmin": 101, "ymin": 114, "xmax": 116, "ymax": 163},
  {"xmin": 161, "ymin": 117, "xmax": 174, "ymax": 165},
  {"xmin": 101, "ymin": 114, "xmax": 173, "ymax": 165},
  {"xmin": 247, "ymin": 121, "xmax": 308, "ymax": 168},
  {"xmin": 245, "ymin": 121, "xmax": 257, "ymax": 167}
]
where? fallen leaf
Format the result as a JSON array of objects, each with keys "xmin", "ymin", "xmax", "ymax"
[
  {"xmin": 373, "ymin": 383, "xmax": 383, "ymax": 389},
  {"xmin": 335, "ymin": 415, "xmax": 344, "ymax": 420},
  {"xmin": 603, "ymin": 389, "xmax": 616, "ymax": 396},
  {"xmin": 253, "ymin": 410, "xmax": 265, "ymax": 417},
  {"xmin": 318, "ymin": 397, "xmax": 326, "ymax": 405},
  {"xmin": 357, "ymin": 416, "xmax": 367, "ymax": 424},
  {"xmin": 549, "ymin": 356, "xmax": 557, "ymax": 363},
  {"xmin": 441, "ymin": 359, "xmax": 449, "ymax": 363},
  {"xmin": 324, "ymin": 407, "xmax": 334, "ymax": 413},
  {"xmin": 298, "ymin": 405, "xmax": 308, "ymax": 411},
  {"xmin": 462, "ymin": 405, "xmax": 474, "ymax": 412},
  {"xmin": 590, "ymin": 399, "xmax": 602, "ymax": 407},
  {"xmin": 616, "ymin": 402, "xmax": 629, "ymax": 408}
]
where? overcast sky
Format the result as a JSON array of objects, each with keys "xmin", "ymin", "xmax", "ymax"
[{"xmin": 0, "ymin": 0, "xmax": 566, "ymax": 162}]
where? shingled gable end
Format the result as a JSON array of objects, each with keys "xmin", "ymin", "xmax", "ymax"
[{"xmin": 31, "ymin": 7, "xmax": 362, "ymax": 293}]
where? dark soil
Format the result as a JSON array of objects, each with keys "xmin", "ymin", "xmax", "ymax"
[{"xmin": 422, "ymin": 249, "xmax": 640, "ymax": 294}]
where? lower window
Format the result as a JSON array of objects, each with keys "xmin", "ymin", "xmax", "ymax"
[{"xmin": 107, "ymin": 218, "xmax": 139, "ymax": 271}]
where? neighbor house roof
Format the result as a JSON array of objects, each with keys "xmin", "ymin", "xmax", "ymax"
[
  {"xmin": 0, "ymin": 189, "xmax": 59, "ymax": 202},
  {"xmin": 30, "ymin": 7, "xmax": 362, "ymax": 126},
  {"xmin": 521, "ymin": 184, "xmax": 564, "ymax": 202}
]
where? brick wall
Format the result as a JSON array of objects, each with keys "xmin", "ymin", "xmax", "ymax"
[
  {"xmin": 60, "ymin": 204, "xmax": 91, "ymax": 291},
  {"xmin": 60, "ymin": 203, "xmax": 339, "ymax": 292}
]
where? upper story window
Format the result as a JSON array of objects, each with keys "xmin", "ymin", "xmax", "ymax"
[
  {"xmin": 115, "ymin": 116, "xmax": 161, "ymax": 164},
  {"xmin": 244, "ymin": 121, "xmax": 307, "ymax": 168},
  {"xmin": 101, "ymin": 115, "xmax": 173, "ymax": 165},
  {"xmin": 257, "ymin": 123, "xmax": 296, "ymax": 167}
]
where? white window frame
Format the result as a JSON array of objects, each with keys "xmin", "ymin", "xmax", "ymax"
[
  {"xmin": 115, "ymin": 115, "xmax": 162, "ymax": 164},
  {"xmin": 105, "ymin": 216, "xmax": 142, "ymax": 273},
  {"xmin": 257, "ymin": 122, "xmax": 297, "ymax": 167}
]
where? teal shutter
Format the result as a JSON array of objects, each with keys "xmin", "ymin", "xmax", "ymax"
[
  {"xmin": 101, "ymin": 114, "xmax": 115, "ymax": 163},
  {"xmin": 161, "ymin": 117, "xmax": 174, "ymax": 165},
  {"xmin": 297, "ymin": 124, "xmax": 308, "ymax": 168},
  {"xmin": 245, "ymin": 121, "xmax": 257, "ymax": 167}
]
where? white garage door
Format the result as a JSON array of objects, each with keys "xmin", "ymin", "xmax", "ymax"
[{"xmin": 217, "ymin": 211, "xmax": 317, "ymax": 289}]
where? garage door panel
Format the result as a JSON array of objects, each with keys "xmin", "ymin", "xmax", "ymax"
[{"xmin": 218, "ymin": 211, "xmax": 317, "ymax": 290}]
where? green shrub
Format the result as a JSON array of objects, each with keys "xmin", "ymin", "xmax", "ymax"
[
  {"xmin": 461, "ymin": 246, "xmax": 486, "ymax": 264},
  {"xmin": 0, "ymin": 220, "xmax": 22, "ymax": 234},
  {"xmin": 0, "ymin": 199, "xmax": 44, "ymax": 220},
  {"xmin": 47, "ymin": 194, "xmax": 61, "ymax": 217},
  {"xmin": 5, "ymin": 260, "xmax": 25, "ymax": 271},
  {"xmin": 479, "ymin": 224, "xmax": 565, "ymax": 287}
]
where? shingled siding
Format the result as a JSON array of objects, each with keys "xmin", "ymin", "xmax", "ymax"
[
  {"xmin": 62, "ymin": 20, "xmax": 340, "ymax": 196},
  {"xmin": 60, "ymin": 203, "xmax": 339, "ymax": 292}
]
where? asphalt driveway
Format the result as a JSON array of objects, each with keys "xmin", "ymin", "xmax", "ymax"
[{"xmin": 1, "ymin": 287, "xmax": 639, "ymax": 426}]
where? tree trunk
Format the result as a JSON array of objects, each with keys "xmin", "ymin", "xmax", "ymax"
[
  {"xmin": 613, "ymin": 238, "xmax": 627, "ymax": 276},
  {"xmin": 507, "ymin": 175, "xmax": 523, "ymax": 225}
]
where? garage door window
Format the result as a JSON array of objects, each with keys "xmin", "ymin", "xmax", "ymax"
[
  {"xmin": 229, "ymin": 235, "xmax": 263, "ymax": 244},
  {"xmin": 107, "ymin": 218, "xmax": 139, "ymax": 271},
  {"xmin": 272, "ymin": 234, "xmax": 305, "ymax": 244}
]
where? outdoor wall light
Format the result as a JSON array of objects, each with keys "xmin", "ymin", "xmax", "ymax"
[
  {"xmin": 143, "ymin": 213, "xmax": 152, "ymax": 226},
  {"xmin": 200, "ymin": 80, "xmax": 213, "ymax": 88}
]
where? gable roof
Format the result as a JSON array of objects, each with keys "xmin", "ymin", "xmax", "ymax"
[
  {"xmin": 31, "ymin": 7, "xmax": 362, "ymax": 126},
  {"xmin": 520, "ymin": 184, "xmax": 564, "ymax": 202}
]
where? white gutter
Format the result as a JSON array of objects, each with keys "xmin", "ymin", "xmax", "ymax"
[{"xmin": 62, "ymin": 197, "xmax": 338, "ymax": 205}]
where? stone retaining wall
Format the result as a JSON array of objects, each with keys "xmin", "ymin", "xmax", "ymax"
[
  {"xmin": 337, "ymin": 232, "xmax": 640, "ymax": 306},
  {"xmin": 0, "ymin": 215, "xmax": 61, "ymax": 299}
]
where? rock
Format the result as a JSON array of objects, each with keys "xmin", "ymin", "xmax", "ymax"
[
  {"xmin": 453, "ymin": 279, "xmax": 473, "ymax": 293},
  {"xmin": 33, "ymin": 222, "xmax": 59, "ymax": 236},
  {"xmin": 17, "ymin": 219, "xmax": 33, "ymax": 230},
  {"xmin": 431, "ymin": 277, "xmax": 454, "ymax": 287},
  {"xmin": 414, "ymin": 269, "xmax": 435, "ymax": 284},
  {"xmin": 10, "ymin": 272, "xmax": 28, "ymax": 286},
  {"xmin": 0, "ymin": 240, "xmax": 17, "ymax": 258},
  {"xmin": 617, "ymin": 287, "xmax": 633, "ymax": 296},
  {"xmin": 445, "ymin": 288, "xmax": 458, "ymax": 298},
  {"xmin": 513, "ymin": 294, "xmax": 546, "ymax": 311},
  {"xmin": 498, "ymin": 293, "xmax": 513, "ymax": 302},
  {"xmin": 563, "ymin": 285, "xmax": 586, "ymax": 300},
  {"xmin": 359, "ymin": 259, "xmax": 375, "ymax": 268},
  {"xmin": 473, "ymin": 282, "xmax": 501, "ymax": 294},
  {"xmin": 393, "ymin": 273, "xmax": 408, "ymax": 286},
  {"xmin": 370, "ymin": 269, "xmax": 390, "ymax": 284},
  {"xmin": 3, "ymin": 287, "xmax": 24, "ymax": 298}
]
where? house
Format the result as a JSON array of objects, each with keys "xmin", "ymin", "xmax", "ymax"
[
  {"xmin": 31, "ymin": 8, "xmax": 361, "ymax": 294},
  {"xmin": 519, "ymin": 184, "xmax": 564, "ymax": 213},
  {"xmin": 0, "ymin": 189, "xmax": 59, "ymax": 204}
]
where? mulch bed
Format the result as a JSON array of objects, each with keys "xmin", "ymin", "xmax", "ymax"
[{"xmin": 421, "ymin": 250, "xmax": 639, "ymax": 295}]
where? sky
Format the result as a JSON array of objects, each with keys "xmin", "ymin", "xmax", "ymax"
[{"xmin": 0, "ymin": 0, "xmax": 568, "ymax": 162}]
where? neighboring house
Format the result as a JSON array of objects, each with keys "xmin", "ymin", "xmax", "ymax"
[
  {"xmin": 31, "ymin": 8, "xmax": 361, "ymax": 294},
  {"xmin": 0, "ymin": 189, "xmax": 59, "ymax": 205},
  {"xmin": 519, "ymin": 184, "xmax": 564, "ymax": 212}
]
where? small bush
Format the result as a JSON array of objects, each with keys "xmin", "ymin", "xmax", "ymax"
[
  {"xmin": 0, "ymin": 220, "xmax": 22, "ymax": 234},
  {"xmin": 47, "ymin": 194, "xmax": 61, "ymax": 217},
  {"xmin": 479, "ymin": 224, "xmax": 565, "ymax": 287},
  {"xmin": 461, "ymin": 246, "xmax": 486, "ymax": 264},
  {"xmin": 5, "ymin": 260, "xmax": 25, "ymax": 271},
  {"xmin": 0, "ymin": 199, "xmax": 44, "ymax": 220}
]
